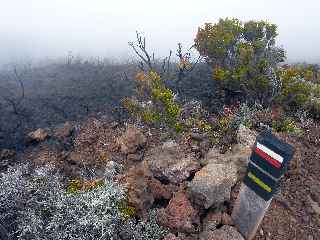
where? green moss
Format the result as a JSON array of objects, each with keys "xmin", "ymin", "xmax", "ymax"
[
  {"xmin": 67, "ymin": 179, "xmax": 82, "ymax": 193},
  {"xmin": 117, "ymin": 200, "xmax": 136, "ymax": 219},
  {"xmin": 273, "ymin": 117, "xmax": 301, "ymax": 134}
]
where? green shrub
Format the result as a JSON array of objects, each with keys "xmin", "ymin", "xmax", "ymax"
[
  {"xmin": 276, "ymin": 66, "xmax": 320, "ymax": 119},
  {"xmin": 194, "ymin": 18, "xmax": 285, "ymax": 106},
  {"xmin": 124, "ymin": 70, "xmax": 183, "ymax": 133},
  {"xmin": 277, "ymin": 67, "xmax": 312, "ymax": 109}
]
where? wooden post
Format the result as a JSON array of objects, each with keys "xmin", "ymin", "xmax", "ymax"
[
  {"xmin": 232, "ymin": 184, "xmax": 272, "ymax": 240},
  {"xmin": 232, "ymin": 130, "xmax": 294, "ymax": 240}
]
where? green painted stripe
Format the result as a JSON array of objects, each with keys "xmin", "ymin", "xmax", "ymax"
[{"xmin": 248, "ymin": 172, "xmax": 272, "ymax": 193}]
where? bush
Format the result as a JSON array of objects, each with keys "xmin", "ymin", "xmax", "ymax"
[
  {"xmin": 277, "ymin": 66, "xmax": 313, "ymax": 109},
  {"xmin": 123, "ymin": 70, "xmax": 183, "ymax": 133},
  {"xmin": 0, "ymin": 164, "xmax": 167, "ymax": 240},
  {"xmin": 276, "ymin": 66, "xmax": 320, "ymax": 118},
  {"xmin": 194, "ymin": 18, "xmax": 285, "ymax": 106}
]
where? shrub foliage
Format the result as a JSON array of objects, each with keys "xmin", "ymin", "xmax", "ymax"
[{"xmin": 194, "ymin": 18, "xmax": 285, "ymax": 106}]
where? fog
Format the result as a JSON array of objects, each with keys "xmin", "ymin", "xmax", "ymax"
[{"xmin": 1, "ymin": 0, "xmax": 320, "ymax": 66}]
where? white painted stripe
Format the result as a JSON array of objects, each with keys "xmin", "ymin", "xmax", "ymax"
[{"xmin": 256, "ymin": 142, "xmax": 284, "ymax": 163}]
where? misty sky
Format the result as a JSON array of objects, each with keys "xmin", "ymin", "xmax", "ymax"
[{"xmin": 1, "ymin": 0, "xmax": 319, "ymax": 65}]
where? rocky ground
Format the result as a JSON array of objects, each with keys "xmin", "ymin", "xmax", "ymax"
[{"xmin": 0, "ymin": 116, "xmax": 319, "ymax": 240}]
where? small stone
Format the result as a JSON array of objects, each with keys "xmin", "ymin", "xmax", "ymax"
[
  {"xmin": 310, "ymin": 181, "xmax": 320, "ymax": 203},
  {"xmin": 127, "ymin": 153, "xmax": 144, "ymax": 162},
  {"xmin": 308, "ymin": 195, "xmax": 320, "ymax": 215},
  {"xmin": 110, "ymin": 121, "xmax": 119, "ymax": 128},
  {"xmin": 157, "ymin": 191, "xmax": 199, "ymax": 233},
  {"xmin": 191, "ymin": 144, "xmax": 200, "ymax": 152},
  {"xmin": 259, "ymin": 228, "xmax": 264, "ymax": 236},
  {"xmin": 190, "ymin": 133, "xmax": 207, "ymax": 141},
  {"xmin": 0, "ymin": 149, "xmax": 15, "ymax": 160},
  {"xmin": 188, "ymin": 163, "xmax": 237, "ymax": 209},
  {"xmin": 202, "ymin": 211, "xmax": 222, "ymax": 231},
  {"xmin": 221, "ymin": 213, "xmax": 234, "ymax": 226},
  {"xmin": 199, "ymin": 140, "xmax": 211, "ymax": 157},
  {"xmin": 27, "ymin": 128, "xmax": 49, "ymax": 143}
]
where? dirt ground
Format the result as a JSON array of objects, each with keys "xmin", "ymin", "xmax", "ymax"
[
  {"xmin": 2, "ymin": 118, "xmax": 319, "ymax": 240},
  {"xmin": 253, "ymin": 123, "xmax": 320, "ymax": 240}
]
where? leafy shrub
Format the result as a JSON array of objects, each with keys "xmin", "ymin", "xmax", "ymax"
[
  {"xmin": 123, "ymin": 70, "xmax": 183, "ymax": 133},
  {"xmin": 0, "ymin": 164, "xmax": 167, "ymax": 240},
  {"xmin": 194, "ymin": 18, "xmax": 285, "ymax": 106},
  {"xmin": 271, "ymin": 117, "xmax": 301, "ymax": 134},
  {"xmin": 276, "ymin": 66, "xmax": 320, "ymax": 118},
  {"xmin": 277, "ymin": 67, "xmax": 313, "ymax": 109}
]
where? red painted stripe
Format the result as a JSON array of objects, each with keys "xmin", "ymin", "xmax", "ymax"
[{"xmin": 255, "ymin": 147, "xmax": 281, "ymax": 168}]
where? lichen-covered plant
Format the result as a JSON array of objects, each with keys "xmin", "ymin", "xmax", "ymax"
[{"xmin": 0, "ymin": 163, "xmax": 167, "ymax": 240}]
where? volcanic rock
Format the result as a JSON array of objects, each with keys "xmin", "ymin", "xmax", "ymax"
[
  {"xmin": 117, "ymin": 125, "xmax": 146, "ymax": 154},
  {"xmin": 200, "ymin": 225, "xmax": 244, "ymax": 240},
  {"xmin": 157, "ymin": 191, "xmax": 199, "ymax": 233},
  {"xmin": 188, "ymin": 163, "xmax": 237, "ymax": 209},
  {"xmin": 145, "ymin": 141, "xmax": 200, "ymax": 184}
]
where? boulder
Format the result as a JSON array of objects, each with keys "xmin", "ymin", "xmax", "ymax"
[
  {"xmin": 145, "ymin": 141, "xmax": 200, "ymax": 184},
  {"xmin": 27, "ymin": 128, "xmax": 49, "ymax": 143},
  {"xmin": 200, "ymin": 226, "xmax": 244, "ymax": 240},
  {"xmin": 117, "ymin": 125, "xmax": 146, "ymax": 154},
  {"xmin": 188, "ymin": 163, "xmax": 237, "ymax": 209},
  {"xmin": 157, "ymin": 191, "xmax": 199, "ymax": 233},
  {"xmin": 202, "ymin": 145, "xmax": 251, "ymax": 180}
]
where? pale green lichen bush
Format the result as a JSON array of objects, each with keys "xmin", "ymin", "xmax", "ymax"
[{"xmin": 0, "ymin": 163, "xmax": 166, "ymax": 240}]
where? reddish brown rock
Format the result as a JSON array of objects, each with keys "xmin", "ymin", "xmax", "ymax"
[
  {"xmin": 117, "ymin": 125, "xmax": 147, "ymax": 154},
  {"xmin": 157, "ymin": 191, "xmax": 199, "ymax": 233},
  {"xmin": 149, "ymin": 178, "xmax": 172, "ymax": 200},
  {"xmin": 125, "ymin": 163, "xmax": 154, "ymax": 216}
]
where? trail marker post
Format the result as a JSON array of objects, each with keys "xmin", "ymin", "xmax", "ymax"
[{"xmin": 232, "ymin": 131, "xmax": 294, "ymax": 240}]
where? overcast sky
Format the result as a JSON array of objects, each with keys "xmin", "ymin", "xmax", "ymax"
[{"xmin": 0, "ymin": 0, "xmax": 319, "ymax": 65}]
